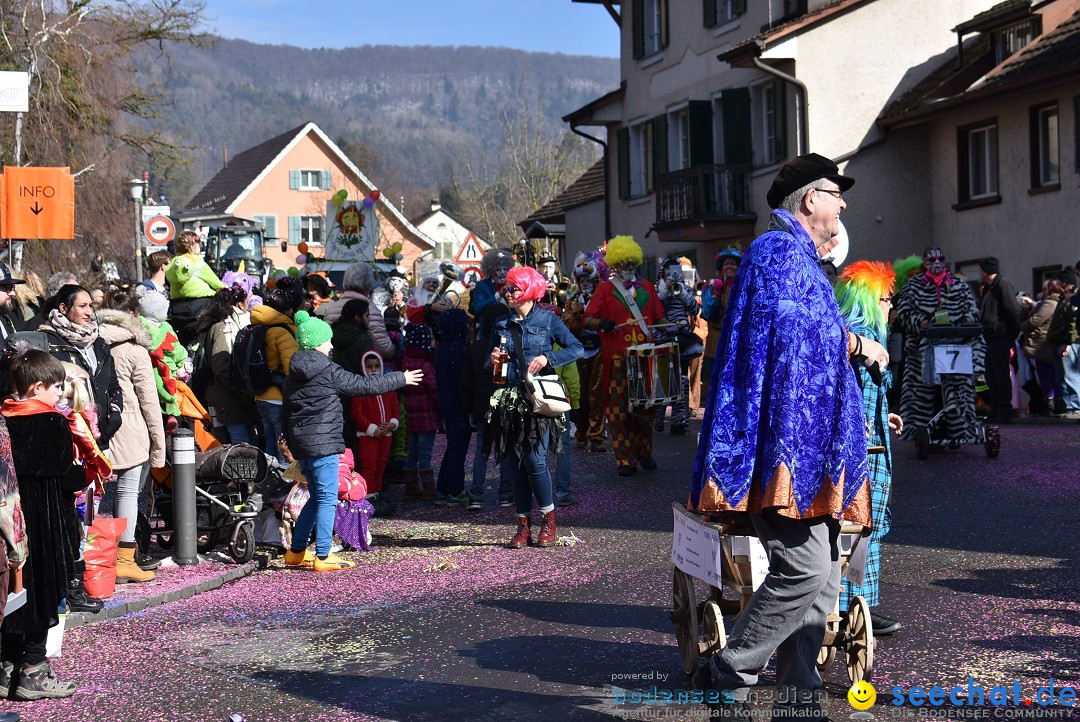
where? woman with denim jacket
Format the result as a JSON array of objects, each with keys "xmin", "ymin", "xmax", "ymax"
[{"xmin": 487, "ymin": 266, "xmax": 583, "ymax": 549}]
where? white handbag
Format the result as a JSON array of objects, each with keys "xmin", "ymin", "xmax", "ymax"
[{"xmin": 509, "ymin": 324, "xmax": 571, "ymax": 417}]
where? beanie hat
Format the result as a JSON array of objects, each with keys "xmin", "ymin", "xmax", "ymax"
[
  {"xmin": 135, "ymin": 286, "xmax": 169, "ymax": 323},
  {"xmin": 405, "ymin": 322, "xmax": 432, "ymax": 349},
  {"xmin": 978, "ymin": 257, "xmax": 1000, "ymax": 275},
  {"xmin": 294, "ymin": 310, "xmax": 333, "ymax": 350}
]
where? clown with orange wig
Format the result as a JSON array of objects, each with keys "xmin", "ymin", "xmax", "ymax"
[
  {"xmin": 834, "ymin": 260, "xmax": 905, "ymax": 637},
  {"xmin": 486, "ymin": 265, "xmax": 583, "ymax": 549}
]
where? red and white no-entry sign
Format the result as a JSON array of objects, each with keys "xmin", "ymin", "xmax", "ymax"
[{"xmin": 144, "ymin": 215, "xmax": 175, "ymax": 246}]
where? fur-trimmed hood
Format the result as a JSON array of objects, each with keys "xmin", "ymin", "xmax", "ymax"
[{"xmin": 96, "ymin": 309, "xmax": 153, "ymax": 349}]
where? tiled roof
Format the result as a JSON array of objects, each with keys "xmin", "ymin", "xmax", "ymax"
[
  {"xmin": 881, "ymin": 7, "xmax": 1080, "ymax": 124},
  {"xmin": 182, "ymin": 123, "xmax": 308, "ymax": 215},
  {"xmin": 520, "ymin": 159, "xmax": 605, "ymax": 227},
  {"xmin": 718, "ymin": 0, "xmax": 872, "ymax": 63}
]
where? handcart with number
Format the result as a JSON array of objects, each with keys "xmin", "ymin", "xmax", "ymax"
[
  {"xmin": 670, "ymin": 503, "xmax": 874, "ymax": 684},
  {"xmin": 915, "ymin": 323, "xmax": 1000, "ymax": 460}
]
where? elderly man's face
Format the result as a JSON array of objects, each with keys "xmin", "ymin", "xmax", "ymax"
[{"xmin": 806, "ymin": 183, "xmax": 846, "ymax": 254}]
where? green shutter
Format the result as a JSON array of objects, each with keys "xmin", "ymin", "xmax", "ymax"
[
  {"xmin": 772, "ymin": 79, "xmax": 788, "ymax": 161},
  {"xmin": 289, "ymin": 170, "xmax": 300, "ymax": 190},
  {"xmin": 661, "ymin": 0, "xmax": 669, "ymax": 49},
  {"xmin": 288, "ymin": 216, "xmax": 301, "ymax": 244},
  {"xmin": 688, "ymin": 100, "xmax": 714, "ymax": 167},
  {"xmin": 617, "ymin": 127, "xmax": 631, "ymax": 199},
  {"xmin": 704, "ymin": 0, "xmax": 717, "ymax": 28},
  {"xmin": 653, "ymin": 114, "xmax": 668, "ymax": 180},
  {"xmin": 734, "ymin": 0, "xmax": 746, "ymax": 15},
  {"xmin": 1075, "ymin": 95, "xmax": 1080, "ymax": 172},
  {"xmin": 632, "ymin": 0, "xmax": 645, "ymax": 59},
  {"xmin": 321, "ymin": 170, "xmax": 333, "ymax": 190},
  {"xmin": 722, "ymin": 88, "xmax": 752, "ymax": 165}
]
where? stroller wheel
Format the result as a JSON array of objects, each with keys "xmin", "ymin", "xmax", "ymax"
[{"xmin": 229, "ymin": 523, "xmax": 256, "ymax": 564}]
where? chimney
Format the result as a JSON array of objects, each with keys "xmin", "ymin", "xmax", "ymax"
[
  {"xmin": 223, "ymin": 148, "xmax": 229, "ymax": 168},
  {"xmin": 431, "ymin": 198, "xmax": 441, "ymax": 213}
]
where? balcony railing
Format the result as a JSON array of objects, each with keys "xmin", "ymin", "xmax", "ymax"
[{"xmin": 655, "ymin": 164, "xmax": 754, "ymax": 226}]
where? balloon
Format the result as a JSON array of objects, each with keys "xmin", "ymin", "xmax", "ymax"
[
  {"xmin": 336, "ymin": 189, "xmax": 348, "ymax": 201},
  {"xmin": 296, "ymin": 254, "xmax": 307, "ymax": 265},
  {"xmin": 369, "ymin": 190, "xmax": 380, "ymax": 201},
  {"xmin": 298, "ymin": 242, "xmax": 309, "ymax": 255},
  {"xmin": 272, "ymin": 269, "xmax": 287, "ymax": 278},
  {"xmin": 391, "ymin": 242, "xmax": 402, "ymax": 253},
  {"xmin": 266, "ymin": 278, "xmax": 277, "ymax": 290},
  {"xmin": 382, "ymin": 247, "xmax": 394, "ymax": 258},
  {"xmin": 287, "ymin": 267, "xmax": 300, "ymax": 277},
  {"xmin": 362, "ymin": 197, "xmax": 375, "ymax": 209},
  {"xmin": 393, "ymin": 252, "xmax": 403, "ymax": 262}
]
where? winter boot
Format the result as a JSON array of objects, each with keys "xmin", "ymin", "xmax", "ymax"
[
  {"xmin": 419, "ymin": 468, "xmax": 436, "ymax": 501},
  {"xmin": 116, "ymin": 541, "xmax": 156, "ymax": 583},
  {"xmin": 508, "ymin": 516, "xmax": 532, "ymax": 549},
  {"xmin": 403, "ymin": 468, "xmax": 422, "ymax": 500},
  {"xmin": 67, "ymin": 575, "xmax": 104, "ymax": 613},
  {"xmin": 535, "ymin": 511, "xmax": 557, "ymax": 548},
  {"xmin": 12, "ymin": 661, "xmax": 77, "ymax": 700}
]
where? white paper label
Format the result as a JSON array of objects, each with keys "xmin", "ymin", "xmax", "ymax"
[
  {"xmin": 671, "ymin": 506, "xmax": 724, "ymax": 587},
  {"xmin": 933, "ymin": 344, "xmax": 973, "ymax": 375},
  {"xmin": 841, "ymin": 532, "xmax": 868, "ymax": 587}
]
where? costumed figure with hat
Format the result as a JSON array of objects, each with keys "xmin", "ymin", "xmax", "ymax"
[
  {"xmin": 893, "ymin": 247, "xmax": 985, "ymax": 444},
  {"xmin": 561, "ymin": 251, "xmax": 610, "ymax": 452},
  {"xmin": 582, "ymin": 235, "xmax": 665, "ymax": 476},
  {"xmin": 652, "ymin": 256, "xmax": 702, "ymax": 436},
  {"xmin": 700, "ymin": 247, "xmax": 742, "ymax": 400},
  {"xmin": 536, "ymin": 255, "xmax": 566, "ymax": 312},
  {"xmin": 834, "ymin": 260, "xmax": 905, "ymax": 637},
  {"xmin": 691, "ymin": 153, "xmax": 876, "ymax": 716},
  {"xmin": 469, "ymin": 249, "xmax": 515, "ymax": 323},
  {"xmin": 975, "ymin": 256, "xmax": 1024, "ymax": 423}
]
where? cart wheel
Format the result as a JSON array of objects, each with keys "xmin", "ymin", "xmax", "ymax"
[
  {"xmin": 985, "ymin": 425, "xmax": 1000, "ymax": 458},
  {"xmin": 845, "ymin": 597, "xmax": 875, "ymax": 684},
  {"xmin": 817, "ymin": 617, "xmax": 839, "ymax": 675},
  {"xmin": 229, "ymin": 523, "xmax": 256, "ymax": 564},
  {"xmin": 915, "ymin": 428, "xmax": 930, "ymax": 460},
  {"xmin": 672, "ymin": 568, "xmax": 699, "ymax": 675},
  {"xmin": 702, "ymin": 601, "xmax": 726, "ymax": 657}
]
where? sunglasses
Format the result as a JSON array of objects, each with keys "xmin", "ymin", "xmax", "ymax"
[
  {"xmin": 501, "ymin": 285, "xmax": 523, "ymax": 299},
  {"xmin": 0, "ymin": 284, "xmax": 15, "ymax": 293}
]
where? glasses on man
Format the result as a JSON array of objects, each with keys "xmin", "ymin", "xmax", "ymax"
[
  {"xmin": 0, "ymin": 284, "xmax": 15, "ymax": 293},
  {"xmin": 815, "ymin": 188, "xmax": 844, "ymax": 200}
]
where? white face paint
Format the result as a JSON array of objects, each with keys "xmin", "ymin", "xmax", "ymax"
[
  {"xmin": 578, "ymin": 279, "xmax": 596, "ymax": 296},
  {"xmin": 618, "ymin": 269, "xmax": 636, "ymax": 284},
  {"xmin": 493, "ymin": 267, "xmax": 509, "ymax": 285}
]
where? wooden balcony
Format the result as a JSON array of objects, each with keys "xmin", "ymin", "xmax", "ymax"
[{"xmin": 654, "ymin": 164, "xmax": 756, "ymax": 243}]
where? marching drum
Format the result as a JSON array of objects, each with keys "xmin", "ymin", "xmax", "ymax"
[{"xmin": 625, "ymin": 342, "xmax": 684, "ymax": 411}]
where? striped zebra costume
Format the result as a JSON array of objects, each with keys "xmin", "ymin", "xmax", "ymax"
[{"xmin": 895, "ymin": 272, "xmax": 985, "ymax": 443}]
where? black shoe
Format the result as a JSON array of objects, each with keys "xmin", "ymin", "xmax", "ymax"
[
  {"xmin": 870, "ymin": 612, "xmax": 901, "ymax": 636},
  {"xmin": 639, "ymin": 457, "xmax": 658, "ymax": 471},
  {"xmin": 617, "ymin": 465, "xmax": 637, "ymax": 477},
  {"xmin": 136, "ymin": 552, "xmax": 161, "ymax": 571},
  {"xmin": 589, "ymin": 442, "xmax": 607, "ymax": 453},
  {"xmin": 67, "ymin": 579, "xmax": 104, "ymax": 614},
  {"xmin": 12, "ymin": 661, "xmax": 76, "ymax": 700},
  {"xmin": 671, "ymin": 425, "xmax": 688, "ymax": 436},
  {"xmin": 0, "ymin": 660, "xmax": 13, "ymax": 698}
]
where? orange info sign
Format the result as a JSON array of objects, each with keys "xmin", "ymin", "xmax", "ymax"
[{"xmin": 0, "ymin": 166, "xmax": 76, "ymax": 240}]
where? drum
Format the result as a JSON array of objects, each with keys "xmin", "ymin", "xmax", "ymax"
[{"xmin": 625, "ymin": 342, "xmax": 684, "ymax": 411}]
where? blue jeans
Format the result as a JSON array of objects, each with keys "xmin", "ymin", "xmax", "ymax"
[
  {"xmin": 508, "ymin": 435, "xmax": 553, "ymax": 515},
  {"xmin": 226, "ymin": 423, "xmax": 256, "ymax": 446},
  {"xmin": 1057, "ymin": 344, "xmax": 1080, "ymax": 412},
  {"xmin": 405, "ymin": 431, "xmax": 435, "ymax": 470},
  {"xmin": 437, "ymin": 414, "xmax": 472, "ymax": 497},
  {"xmin": 470, "ymin": 424, "xmax": 512, "ymax": 502},
  {"xmin": 256, "ymin": 400, "xmax": 285, "ymax": 463},
  {"xmin": 290, "ymin": 455, "xmax": 338, "ymax": 558},
  {"xmin": 554, "ymin": 414, "xmax": 573, "ymax": 501}
]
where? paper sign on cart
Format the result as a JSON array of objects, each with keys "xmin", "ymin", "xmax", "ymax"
[
  {"xmin": 933, "ymin": 345, "xmax": 973, "ymax": 375},
  {"xmin": 840, "ymin": 532, "xmax": 868, "ymax": 587},
  {"xmin": 671, "ymin": 505, "xmax": 724, "ymax": 587}
]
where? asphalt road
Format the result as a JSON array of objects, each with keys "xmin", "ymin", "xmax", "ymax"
[{"xmin": 9, "ymin": 420, "xmax": 1080, "ymax": 721}]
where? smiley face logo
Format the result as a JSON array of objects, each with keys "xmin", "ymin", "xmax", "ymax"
[{"xmin": 848, "ymin": 681, "xmax": 876, "ymax": 710}]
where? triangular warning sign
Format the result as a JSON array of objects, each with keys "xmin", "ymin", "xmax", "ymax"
[{"xmin": 454, "ymin": 233, "xmax": 484, "ymax": 264}]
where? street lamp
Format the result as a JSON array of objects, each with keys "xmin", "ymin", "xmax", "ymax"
[{"xmin": 127, "ymin": 177, "xmax": 145, "ymax": 282}]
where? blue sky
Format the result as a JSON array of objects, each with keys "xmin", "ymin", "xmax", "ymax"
[{"xmin": 201, "ymin": 0, "xmax": 620, "ymax": 58}]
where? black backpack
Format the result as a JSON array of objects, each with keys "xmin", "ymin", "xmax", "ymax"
[{"xmin": 230, "ymin": 324, "xmax": 289, "ymax": 396}]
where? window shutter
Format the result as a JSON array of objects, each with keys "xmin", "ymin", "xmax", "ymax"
[
  {"xmin": 721, "ymin": 88, "xmax": 752, "ymax": 165},
  {"xmin": 704, "ymin": 0, "xmax": 717, "ymax": 28},
  {"xmin": 617, "ymin": 127, "xmax": 631, "ymax": 199},
  {"xmin": 661, "ymin": 0, "xmax": 669, "ymax": 49},
  {"xmin": 1029, "ymin": 106, "xmax": 1040, "ymax": 189},
  {"xmin": 642, "ymin": 255, "xmax": 657, "ymax": 283},
  {"xmin": 288, "ymin": 216, "xmax": 301, "ymax": 244},
  {"xmin": 289, "ymin": 170, "xmax": 300, "ymax": 190},
  {"xmin": 653, "ymin": 114, "xmax": 668, "ymax": 180},
  {"xmin": 734, "ymin": 0, "xmax": 746, "ymax": 15},
  {"xmin": 321, "ymin": 170, "xmax": 333, "ymax": 190},
  {"xmin": 253, "ymin": 214, "xmax": 277, "ymax": 241},
  {"xmin": 772, "ymin": 79, "xmax": 787, "ymax": 161},
  {"xmin": 688, "ymin": 101, "xmax": 714, "ymax": 167},
  {"xmin": 632, "ymin": 0, "xmax": 645, "ymax": 59}
]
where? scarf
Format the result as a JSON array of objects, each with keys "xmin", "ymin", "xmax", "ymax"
[{"xmin": 47, "ymin": 308, "xmax": 100, "ymax": 348}]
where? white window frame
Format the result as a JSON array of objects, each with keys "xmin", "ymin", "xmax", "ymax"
[
  {"xmin": 1036, "ymin": 105, "xmax": 1059, "ymax": 187},
  {"xmin": 994, "ymin": 19, "xmax": 1038, "ymax": 65},
  {"xmin": 967, "ymin": 124, "xmax": 998, "ymax": 200},
  {"xmin": 299, "ymin": 215, "xmax": 323, "ymax": 246},
  {"xmin": 298, "ymin": 169, "xmax": 323, "ymax": 191},
  {"xmin": 668, "ymin": 105, "xmax": 690, "ymax": 171},
  {"xmin": 643, "ymin": 0, "xmax": 663, "ymax": 57},
  {"xmin": 711, "ymin": 93, "xmax": 726, "ymax": 164},
  {"xmin": 750, "ymin": 80, "xmax": 782, "ymax": 167},
  {"xmin": 629, "ymin": 119, "xmax": 653, "ymax": 198},
  {"xmin": 715, "ymin": 0, "xmax": 738, "ymax": 24}
]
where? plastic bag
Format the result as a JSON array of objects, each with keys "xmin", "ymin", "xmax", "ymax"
[{"xmin": 83, "ymin": 517, "xmax": 127, "ymax": 600}]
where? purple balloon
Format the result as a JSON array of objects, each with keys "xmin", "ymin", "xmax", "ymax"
[
  {"xmin": 296, "ymin": 254, "xmax": 307, "ymax": 265},
  {"xmin": 362, "ymin": 197, "xmax": 375, "ymax": 209}
]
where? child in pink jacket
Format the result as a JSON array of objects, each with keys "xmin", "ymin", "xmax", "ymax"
[{"xmin": 350, "ymin": 351, "xmax": 399, "ymax": 497}]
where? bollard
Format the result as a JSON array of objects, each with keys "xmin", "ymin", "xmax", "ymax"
[{"xmin": 171, "ymin": 429, "xmax": 199, "ymax": 566}]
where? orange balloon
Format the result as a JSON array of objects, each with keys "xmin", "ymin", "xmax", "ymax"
[{"xmin": 297, "ymin": 242, "xmax": 309, "ymax": 255}]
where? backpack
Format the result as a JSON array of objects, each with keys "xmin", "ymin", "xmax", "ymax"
[
  {"xmin": 230, "ymin": 324, "xmax": 289, "ymax": 396},
  {"xmin": 187, "ymin": 330, "xmax": 212, "ymax": 400},
  {"xmin": 1046, "ymin": 295, "xmax": 1076, "ymax": 346}
]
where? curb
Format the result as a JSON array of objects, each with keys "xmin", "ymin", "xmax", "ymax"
[{"xmin": 66, "ymin": 561, "xmax": 257, "ymax": 629}]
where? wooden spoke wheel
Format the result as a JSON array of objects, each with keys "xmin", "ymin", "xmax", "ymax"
[
  {"xmin": 985, "ymin": 425, "xmax": 1001, "ymax": 458},
  {"xmin": 702, "ymin": 601, "xmax": 726, "ymax": 658},
  {"xmin": 816, "ymin": 616, "xmax": 839, "ymax": 675},
  {"xmin": 844, "ymin": 597, "xmax": 875, "ymax": 683},
  {"xmin": 672, "ymin": 568, "xmax": 699, "ymax": 675}
]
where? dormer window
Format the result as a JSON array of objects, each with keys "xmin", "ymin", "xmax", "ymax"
[{"xmin": 992, "ymin": 17, "xmax": 1039, "ymax": 65}]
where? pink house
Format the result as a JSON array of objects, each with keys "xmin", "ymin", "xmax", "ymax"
[{"xmin": 180, "ymin": 121, "xmax": 434, "ymax": 278}]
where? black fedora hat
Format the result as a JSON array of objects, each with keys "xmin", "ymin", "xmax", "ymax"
[{"xmin": 766, "ymin": 152, "xmax": 855, "ymax": 209}]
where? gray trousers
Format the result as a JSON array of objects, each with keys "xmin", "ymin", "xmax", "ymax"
[{"xmin": 708, "ymin": 511, "xmax": 841, "ymax": 707}]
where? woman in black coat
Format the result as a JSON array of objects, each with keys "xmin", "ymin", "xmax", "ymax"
[{"xmin": 37, "ymin": 284, "xmax": 123, "ymax": 449}]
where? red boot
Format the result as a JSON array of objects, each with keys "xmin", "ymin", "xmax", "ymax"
[
  {"xmin": 535, "ymin": 511, "xmax": 557, "ymax": 548},
  {"xmin": 508, "ymin": 516, "xmax": 532, "ymax": 549}
]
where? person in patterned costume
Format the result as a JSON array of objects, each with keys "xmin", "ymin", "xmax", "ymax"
[
  {"xmin": 583, "ymin": 236, "xmax": 665, "ymax": 477},
  {"xmin": 894, "ymin": 247, "xmax": 985, "ymax": 444},
  {"xmin": 561, "ymin": 251, "xmax": 610, "ymax": 453}
]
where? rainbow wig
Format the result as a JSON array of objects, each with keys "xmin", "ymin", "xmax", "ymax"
[
  {"xmin": 891, "ymin": 255, "xmax": 923, "ymax": 296},
  {"xmin": 603, "ymin": 235, "xmax": 642, "ymax": 268},
  {"xmin": 834, "ymin": 260, "xmax": 895, "ymax": 344}
]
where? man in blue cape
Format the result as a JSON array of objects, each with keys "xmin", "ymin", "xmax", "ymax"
[{"xmin": 691, "ymin": 153, "xmax": 888, "ymax": 718}]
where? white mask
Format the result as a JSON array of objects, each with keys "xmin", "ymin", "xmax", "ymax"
[{"xmin": 619, "ymin": 269, "xmax": 636, "ymax": 284}]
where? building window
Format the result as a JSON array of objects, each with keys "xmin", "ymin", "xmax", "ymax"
[
  {"xmin": 772, "ymin": 0, "xmax": 807, "ymax": 24},
  {"xmin": 633, "ymin": 0, "xmax": 667, "ymax": 59},
  {"xmin": 300, "ymin": 216, "xmax": 323, "ymax": 245},
  {"xmin": 753, "ymin": 80, "xmax": 786, "ymax": 167},
  {"xmin": 957, "ymin": 120, "xmax": 999, "ymax": 204},
  {"xmin": 705, "ymin": 0, "xmax": 745, "ymax": 27},
  {"xmin": 1030, "ymin": 103, "xmax": 1059, "ymax": 189},
  {"xmin": 993, "ymin": 18, "xmax": 1039, "ymax": 65},
  {"xmin": 290, "ymin": 169, "xmax": 332, "ymax": 191},
  {"xmin": 630, "ymin": 120, "xmax": 654, "ymax": 197},
  {"xmin": 669, "ymin": 108, "xmax": 690, "ymax": 171}
]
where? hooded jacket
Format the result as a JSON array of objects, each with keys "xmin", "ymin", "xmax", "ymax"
[
  {"xmin": 250, "ymin": 304, "xmax": 298, "ymax": 402},
  {"xmin": 350, "ymin": 351, "xmax": 400, "ymax": 437},
  {"xmin": 37, "ymin": 326, "xmax": 123, "ymax": 450},
  {"xmin": 317, "ymin": 290, "xmax": 395, "ymax": 360},
  {"xmin": 331, "ymin": 321, "xmax": 374, "ymax": 376},
  {"xmin": 202, "ymin": 307, "xmax": 258, "ymax": 425},
  {"xmin": 282, "ymin": 349, "xmax": 405, "ymax": 459},
  {"xmin": 164, "ymin": 252, "xmax": 224, "ymax": 300},
  {"xmin": 97, "ymin": 310, "xmax": 167, "ymax": 470}
]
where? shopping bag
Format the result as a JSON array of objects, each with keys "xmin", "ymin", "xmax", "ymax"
[{"xmin": 83, "ymin": 517, "xmax": 127, "ymax": 600}]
